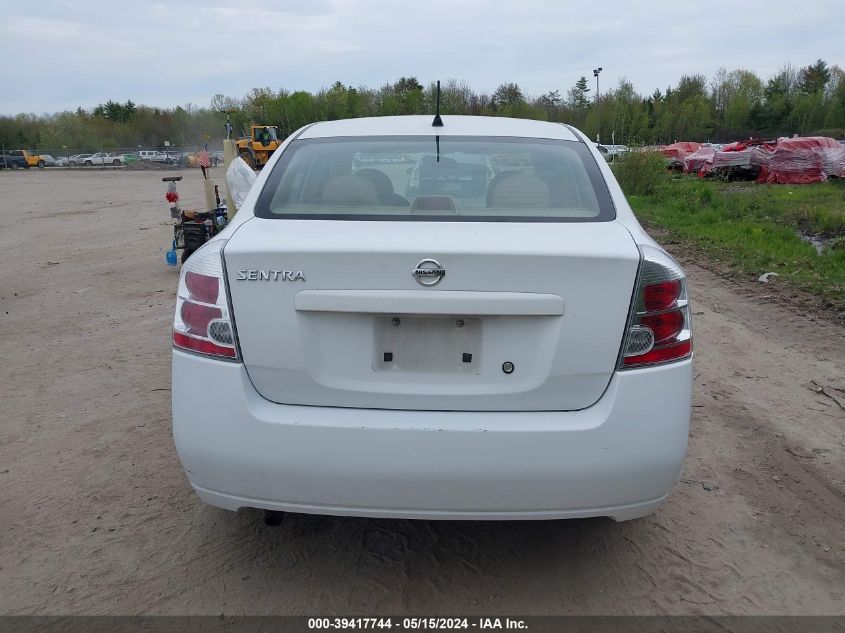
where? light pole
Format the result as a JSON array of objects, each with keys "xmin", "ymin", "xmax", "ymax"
[{"xmin": 593, "ymin": 67, "xmax": 602, "ymax": 144}]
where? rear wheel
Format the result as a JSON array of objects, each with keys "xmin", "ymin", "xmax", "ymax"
[
  {"xmin": 112, "ymin": 159, "xmax": 121, "ymax": 166},
  {"xmin": 239, "ymin": 151, "xmax": 256, "ymax": 169},
  {"xmin": 85, "ymin": 160, "xmax": 92, "ymax": 166},
  {"xmin": 37, "ymin": 160, "xmax": 45, "ymax": 169}
]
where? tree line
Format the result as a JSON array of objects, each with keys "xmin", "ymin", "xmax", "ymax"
[{"xmin": 2, "ymin": 60, "xmax": 843, "ymax": 152}]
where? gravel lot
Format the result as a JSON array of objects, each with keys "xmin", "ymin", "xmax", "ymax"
[{"xmin": 1, "ymin": 169, "xmax": 843, "ymax": 615}]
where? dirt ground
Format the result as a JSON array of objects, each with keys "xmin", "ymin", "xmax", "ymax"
[{"xmin": 1, "ymin": 169, "xmax": 843, "ymax": 616}]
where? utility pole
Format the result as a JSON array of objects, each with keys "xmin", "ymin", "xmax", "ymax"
[{"xmin": 593, "ymin": 67, "xmax": 603, "ymax": 144}]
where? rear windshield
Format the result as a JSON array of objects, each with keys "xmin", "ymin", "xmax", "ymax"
[{"xmin": 255, "ymin": 135, "xmax": 614, "ymax": 222}]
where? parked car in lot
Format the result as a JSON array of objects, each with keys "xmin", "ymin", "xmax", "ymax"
[
  {"xmin": 0, "ymin": 150, "xmax": 29, "ymax": 169},
  {"xmin": 54, "ymin": 156, "xmax": 69, "ymax": 167},
  {"xmin": 594, "ymin": 143, "xmax": 611, "ymax": 162},
  {"xmin": 68, "ymin": 154, "xmax": 93, "ymax": 166},
  {"xmin": 594, "ymin": 144, "xmax": 631, "ymax": 162},
  {"xmin": 605, "ymin": 144, "xmax": 631, "ymax": 160},
  {"xmin": 84, "ymin": 152, "xmax": 126, "ymax": 166},
  {"xmin": 403, "ymin": 151, "xmax": 496, "ymax": 200},
  {"xmin": 0, "ymin": 149, "xmax": 40, "ymax": 168},
  {"xmin": 172, "ymin": 115, "xmax": 693, "ymax": 522},
  {"xmin": 168, "ymin": 150, "xmax": 207, "ymax": 166},
  {"xmin": 138, "ymin": 150, "xmax": 168, "ymax": 162},
  {"xmin": 163, "ymin": 150, "xmax": 184, "ymax": 165},
  {"xmin": 36, "ymin": 154, "xmax": 58, "ymax": 167}
]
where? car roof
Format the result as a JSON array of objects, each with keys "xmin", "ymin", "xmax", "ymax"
[{"xmin": 299, "ymin": 115, "xmax": 580, "ymax": 141}]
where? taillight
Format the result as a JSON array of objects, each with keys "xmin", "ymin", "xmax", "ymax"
[
  {"xmin": 619, "ymin": 245, "xmax": 692, "ymax": 369},
  {"xmin": 172, "ymin": 241, "xmax": 239, "ymax": 360}
]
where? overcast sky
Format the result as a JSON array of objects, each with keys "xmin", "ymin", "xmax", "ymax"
[{"xmin": 1, "ymin": 0, "xmax": 842, "ymax": 114}]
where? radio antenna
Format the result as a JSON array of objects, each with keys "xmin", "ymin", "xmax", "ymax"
[{"xmin": 432, "ymin": 80, "xmax": 443, "ymax": 127}]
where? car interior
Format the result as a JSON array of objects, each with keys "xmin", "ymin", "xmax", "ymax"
[{"xmin": 266, "ymin": 139, "xmax": 603, "ymax": 218}]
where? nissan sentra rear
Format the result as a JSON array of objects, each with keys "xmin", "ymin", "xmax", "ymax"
[{"xmin": 171, "ymin": 115, "xmax": 692, "ymax": 521}]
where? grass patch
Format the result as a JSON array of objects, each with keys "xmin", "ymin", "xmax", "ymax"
[
  {"xmin": 612, "ymin": 150, "xmax": 666, "ymax": 196},
  {"xmin": 625, "ymin": 175, "xmax": 845, "ymax": 310}
]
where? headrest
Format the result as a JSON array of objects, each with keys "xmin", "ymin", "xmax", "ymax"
[
  {"xmin": 320, "ymin": 175, "xmax": 379, "ymax": 206},
  {"xmin": 487, "ymin": 173, "xmax": 551, "ymax": 208},
  {"xmin": 354, "ymin": 169, "xmax": 395, "ymax": 198}
]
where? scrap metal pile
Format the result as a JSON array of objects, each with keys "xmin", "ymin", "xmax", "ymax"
[{"xmin": 664, "ymin": 137, "xmax": 845, "ymax": 184}]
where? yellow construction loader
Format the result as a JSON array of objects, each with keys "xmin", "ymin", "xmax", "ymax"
[{"xmin": 235, "ymin": 125, "xmax": 281, "ymax": 169}]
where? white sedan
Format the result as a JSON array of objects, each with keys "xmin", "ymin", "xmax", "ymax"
[
  {"xmin": 171, "ymin": 115, "xmax": 693, "ymax": 522},
  {"xmin": 67, "ymin": 154, "xmax": 93, "ymax": 166},
  {"xmin": 84, "ymin": 152, "xmax": 126, "ymax": 166}
]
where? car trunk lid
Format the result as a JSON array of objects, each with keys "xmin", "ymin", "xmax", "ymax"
[{"xmin": 224, "ymin": 218, "xmax": 639, "ymax": 411}]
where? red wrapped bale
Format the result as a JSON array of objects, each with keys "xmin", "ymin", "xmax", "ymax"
[
  {"xmin": 661, "ymin": 142, "xmax": 701, "ymax": 168},
  {"xmin": 713, "ymin": 149, "xmax": 753, "ymax": 169},
  {"xmin": 683, "ymin": 145, "xmax": 715, "ymax": 175},
  {"xmin": 751, "ymin": 145, "xmax": 775, "ymax": 167},
  {"xmin": 713, "ymin": 142, "xmax": 769, "ymax": 180},
  {"xmin": 821, "ymin": 142, "xmax": 845, "ymax": 179},
  {"xmin": 758, "ymin": 136, "xmax": 844, "ymax": 184}
]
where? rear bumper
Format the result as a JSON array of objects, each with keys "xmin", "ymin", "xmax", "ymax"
[{"xmin": 172, "ymin": 351, "xmax": 691, "ymax": 521}]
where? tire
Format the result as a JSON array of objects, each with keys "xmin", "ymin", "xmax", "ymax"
[
  {"xmin": 112, "ymin": 159, "xmax": 120, "ymax": 166},
  {"xmin": 37, "ymin": 160, "xmax": 45, "ymax": 169},
  {"xmin": 85, "ymin": 160, "xmax": 92, "ymax": 166},
  {"xmin": 239, "ymin": 151, "xmax": 256, "ymax": 169}
]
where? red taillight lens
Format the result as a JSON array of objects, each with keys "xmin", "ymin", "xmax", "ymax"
[
  {"xmin": 173, "ymin": 331, "xmax": 237, "ymax": 358},
  {"xmin": 185, "ymin": 271, "xmax": 219, "ymax": 304},
  {"xmin": 643, "ymin": 279, "xmax": 680, "ymax": 311},
  {"xmin": 180, "ymin": 302, "xmax": 222, "ymax": 336},
  {"xmin": 620, "ymin": 246, "xmax": 692, "ymax": 369},
  {"xmin": 640, "ymin": 310, "xmax": 684, "ymax": 344},
  {"xmin": 172, "ymin": 241, "xmax": 239, "ymax": 361}
]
